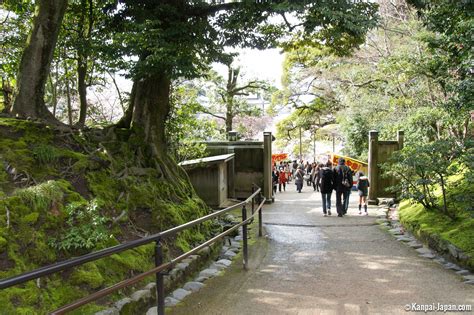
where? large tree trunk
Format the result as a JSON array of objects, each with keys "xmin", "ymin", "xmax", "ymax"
[
  {"xmin": 130, "ymin": 73, "xmax": 170, "ymax": 156},
  {"xmin": 127, "ymin": 72, "xmax": 191, "ymax": 189},
  {"xmin": 11, "ymin": 0, "xmax": 68, "ymax": 120}
]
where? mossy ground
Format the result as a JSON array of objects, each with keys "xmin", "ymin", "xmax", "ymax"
[
  {"xmin": 399, "ymin": 169, "xmax": 474, "ymax": 270},
  {"xmin": 0, "ymin": 117, "xmax": 218, "ymax": 314}
]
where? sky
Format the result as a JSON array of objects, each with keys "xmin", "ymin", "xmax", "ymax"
[{"xmin": 212, "ymin": 48, "xmax": 285, "ymax": 88}]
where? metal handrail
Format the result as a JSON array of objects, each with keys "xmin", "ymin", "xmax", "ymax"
[{"xmin": 0, "ymin": 186, "xmax": 265, "ymax": 315}]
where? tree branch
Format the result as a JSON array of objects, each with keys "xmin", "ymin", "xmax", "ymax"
[{"xmin": 199, "ymin": 107, "xmax": 226, "ymax": 121}]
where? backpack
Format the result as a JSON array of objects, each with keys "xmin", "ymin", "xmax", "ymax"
[
  {"xmin": 320, "ymin": 168, "xmax": 333, "ymax": 190},
  {"xmin": 342, "ymin": 167, "xmax": 352, "ymax": 188}
]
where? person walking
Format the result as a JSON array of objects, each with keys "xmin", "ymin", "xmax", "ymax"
[
  {"xmin": 272, "ymin": 168, "xmax": 279, "ymax": 194},
  {"xmin": 306, "ymin": 162, "xmax": 313, "ymax": 186},
  {"xmin": 319, "ymin": 161, "xmax": 334, "ymax": 216},
  {"xmin": 333, "ymin": 158, "xmax": 353, "ymax": 217},
  {"xmin": 357, "ymin": 171, "xmax": 370, "ymax": 215},
  {"xmin": 278, "ymin": 167, "xmax": 287, "ymax": 192},
  {"xmin": 294, "ymin": 165, "xmax": 304, "ymax": 193}
]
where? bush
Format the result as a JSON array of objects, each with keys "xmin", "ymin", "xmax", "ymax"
[{"xmin": 383, "ymin": 139, "xmax": 465, "ymax": 219}]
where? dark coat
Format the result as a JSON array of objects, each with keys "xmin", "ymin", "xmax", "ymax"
[
  {"xmin": 333, "ymin": 165, "xmax": 353, "ymax": 192},
  {"xmin": 319, "ymin": 167, "xmax": 334, "ymax": 193}
]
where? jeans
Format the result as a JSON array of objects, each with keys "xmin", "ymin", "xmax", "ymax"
[
  {"xmin": 321, "ymin": 192, "xmax": 332, "ymax": 214},
  {"xmin": 343, "ymin": 190, "xmax": 351, "ymax": 213},
  {"xmin": 296, "ymin": 182, "xmax": 303, "ymax": 192},
  {"xmin": 336, "ymin": 190, "xmax": 350, "ymax": 215}
]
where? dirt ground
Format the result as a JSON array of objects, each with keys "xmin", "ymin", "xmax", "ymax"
[{"xmin": 169, "ymin": 186, "xmax": 474, "ymax": 315}]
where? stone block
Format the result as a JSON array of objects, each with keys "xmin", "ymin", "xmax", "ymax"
[
  {"xmin": 184, "ymin": 281, "xmax": 205, "ymax": 292},
  {"xmin": 397, "ymin": 236, "xmax": 414, "ymax": 242},
  {"xmin": 199, "ymin": 268, "xmax": 219, "ymax": 278},
  {"xmin": 195, "ymin": 276, "xmax": 209, "ymax": 282},
  {"xmin": 114, "ymin": 298, "xmax": 132, "ymax": 312},
  {"xmin": 415, "ymin": 247, "xmax": 432, "ymax": 255},
  {"xmin": 130, "ymin": 290, "xmax": 151, "ymax": 303},
  {"xmin": 165, "ymin": 297, "xmax": 180, "ymax": 307},
  {"xmin": 456, "ymin": 270, "xmax": 471, "ymax": 276},
  {"xmin": 172, "ymin": 288, "xmax": 191, "ymax": 301},
  {"xmin": 146, "ymin": 307, "xmax": 157, "ymax": 315},
  {"xmin": 95, "ymin": 308, "xmax": 119, "ymax": 315},
  {"xmin": 419, "ymin": 253, "xmax": 436, "ymax": 259},
  {"xmin": 407, "ymin": 241, "xmax": 423, "ymax": 249},
  {"xmin": 144, "ymin": 282, "xmax": 156, "ymax": 291},
  {"xmin": 198, "ymin": 246, "xmax": 211, "ymax": 256},
  {"xmin": 216, "ymin": 259, "xmax": 232, "ymax": 267},
  {"xmin": 210, "ymin": 262, "xmax": 227, "ymax": 271},
  {"xmin": 176, "ymin": 262, "xmax": 189, "ymax": 271}
]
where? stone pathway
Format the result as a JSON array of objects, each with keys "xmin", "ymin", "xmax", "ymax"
[{"xmin": 167, "ymin": 186, "xmax": 474, "ymax": 314}]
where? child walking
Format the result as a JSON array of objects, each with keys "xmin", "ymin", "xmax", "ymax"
[{"xmin": 357, "ymin": 171, "xmax": 370, "ymax": 215}]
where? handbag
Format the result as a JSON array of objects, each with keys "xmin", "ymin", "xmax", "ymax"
[{"xmin": 303, "ymin": 174, "xmax": 310, "ymax": 181}]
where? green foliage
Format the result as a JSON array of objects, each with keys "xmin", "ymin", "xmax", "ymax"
[
  {"xmin": 49, "ymin": 199, "xmax": 110, "ymax": 251},
  {"xmin": 383, "ymin": 139, "xmax": 466, "ymax": 218},
  {"xmin": 407, "ymin": 0, "xmax": 474, "ymax": 112},
  {"xmin": 167, "ymin": 83, "xmax": 217, "ymax": 162},
  {"xmin": 32, "ymin": 144, "xmax": 59, "ymax": 164},
  {"xmin": 70, "ymin": 262, "xmax": 105, "ymax": 289},
  {"xmin": 15, "ymin": 180, "xmax": 64, "ymax": 212}
]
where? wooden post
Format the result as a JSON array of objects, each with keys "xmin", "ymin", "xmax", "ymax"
[
  {"xmin": 397, "ymin": 130, "xmax": 404, "ymax": 150},
  {"xmin": 368, "ymin": 130, "xmax": 379, "ymax": 205},
  {"xmin": 263, "ymin": 132, "xmax": 273, "ymax": 203}
]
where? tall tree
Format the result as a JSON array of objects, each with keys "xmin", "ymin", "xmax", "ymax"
[
  {"xmin": 0, "ymin": 1, "xmax": 33, "ymax": 113},
  {"xmin": 11, "ymin": 0, "xmax": 68, "ymax": 121},
  {"xmin": 198, "ymin": 66, "xmax": 269, "ymax": 136},
  {"xmin": 110, "ymin": 0, "xmax": 378, "ymax": 178}
]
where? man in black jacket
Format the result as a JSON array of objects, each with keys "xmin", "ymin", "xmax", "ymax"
[{"xmin": 333, "ymin": 158, "xmax": 353, "ymax": 217}]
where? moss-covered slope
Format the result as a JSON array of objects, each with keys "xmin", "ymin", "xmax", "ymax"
[
  {"xmin": 399, "ymin": 170, "xmax": 474, "ymax": 271},
  {"xmin": 0, "ymin": 117, "xmax": 216, "ymax": 314}
]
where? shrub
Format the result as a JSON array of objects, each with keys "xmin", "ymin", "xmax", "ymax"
[{"xmin": 382, "ymin": 139, "xmax": 465, "ymax": 219}]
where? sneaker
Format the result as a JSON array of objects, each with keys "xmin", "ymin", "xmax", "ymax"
[
  {"xmin": 338, "ymin": 214, "xmax": 343, "ymax": 217},
  {"xmin": 328, "ymin": 210, "xmax": 332, "ymax": 216},
  {"xmin": 323, "ymin": 214, "xmax": 327, "ymax": 217},
  {"xmin": 359, "ymin": 211, "xmax": 362, "ymax": 215},
  {"xmin": 365, "ymin": 212, "xmax": 368, "ymax": 216}
]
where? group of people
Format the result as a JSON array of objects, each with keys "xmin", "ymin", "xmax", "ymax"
[{"xmin": 272, "ymin": 157, "xmax": 370, "ymax": 217}]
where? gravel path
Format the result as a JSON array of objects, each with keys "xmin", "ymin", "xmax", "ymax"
[{"xmin": 169, "ymin": 186, "xmax": 474, "ymax": 314}]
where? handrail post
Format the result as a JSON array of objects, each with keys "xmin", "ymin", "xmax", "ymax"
[
  {"xmin": 251, "ymin": 185, "xmax": 255, "ymax": 215},
  {"xmin": 241, "ymin": 204, "xmax": 248, "ymax": 270},
  {"xmin": 155, "ymin": 239, "xmax": 165, "ymax": 315},
  {"xmin": 258, "ymin": 193, "xmax": 263, "ymax": 237}
]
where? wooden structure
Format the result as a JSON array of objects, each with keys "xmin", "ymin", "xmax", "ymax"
[
  {"xmin": 179, "ymin": 154, "xmax": 235, "ymax": 207},
  {"xmin": 368, "ymin": 130, "xmax": 404, "ymax": 204}
]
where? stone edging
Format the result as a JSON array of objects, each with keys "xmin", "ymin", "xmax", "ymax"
[
  {"xmin": 375, "ymin": 203, "xmax": 474, "ymax": 286},
  {"xmin": 94, "ymin": 217, "xmax": 243, "ymax": 315}
]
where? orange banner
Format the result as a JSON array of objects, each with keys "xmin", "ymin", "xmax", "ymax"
[
  {"xmin": 272, "ymin": 153, "xmax": 288, "ymax": 163},
  {"xmin": 331, "ymin": 154, "xmax": 368, "ymax": 174}
]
